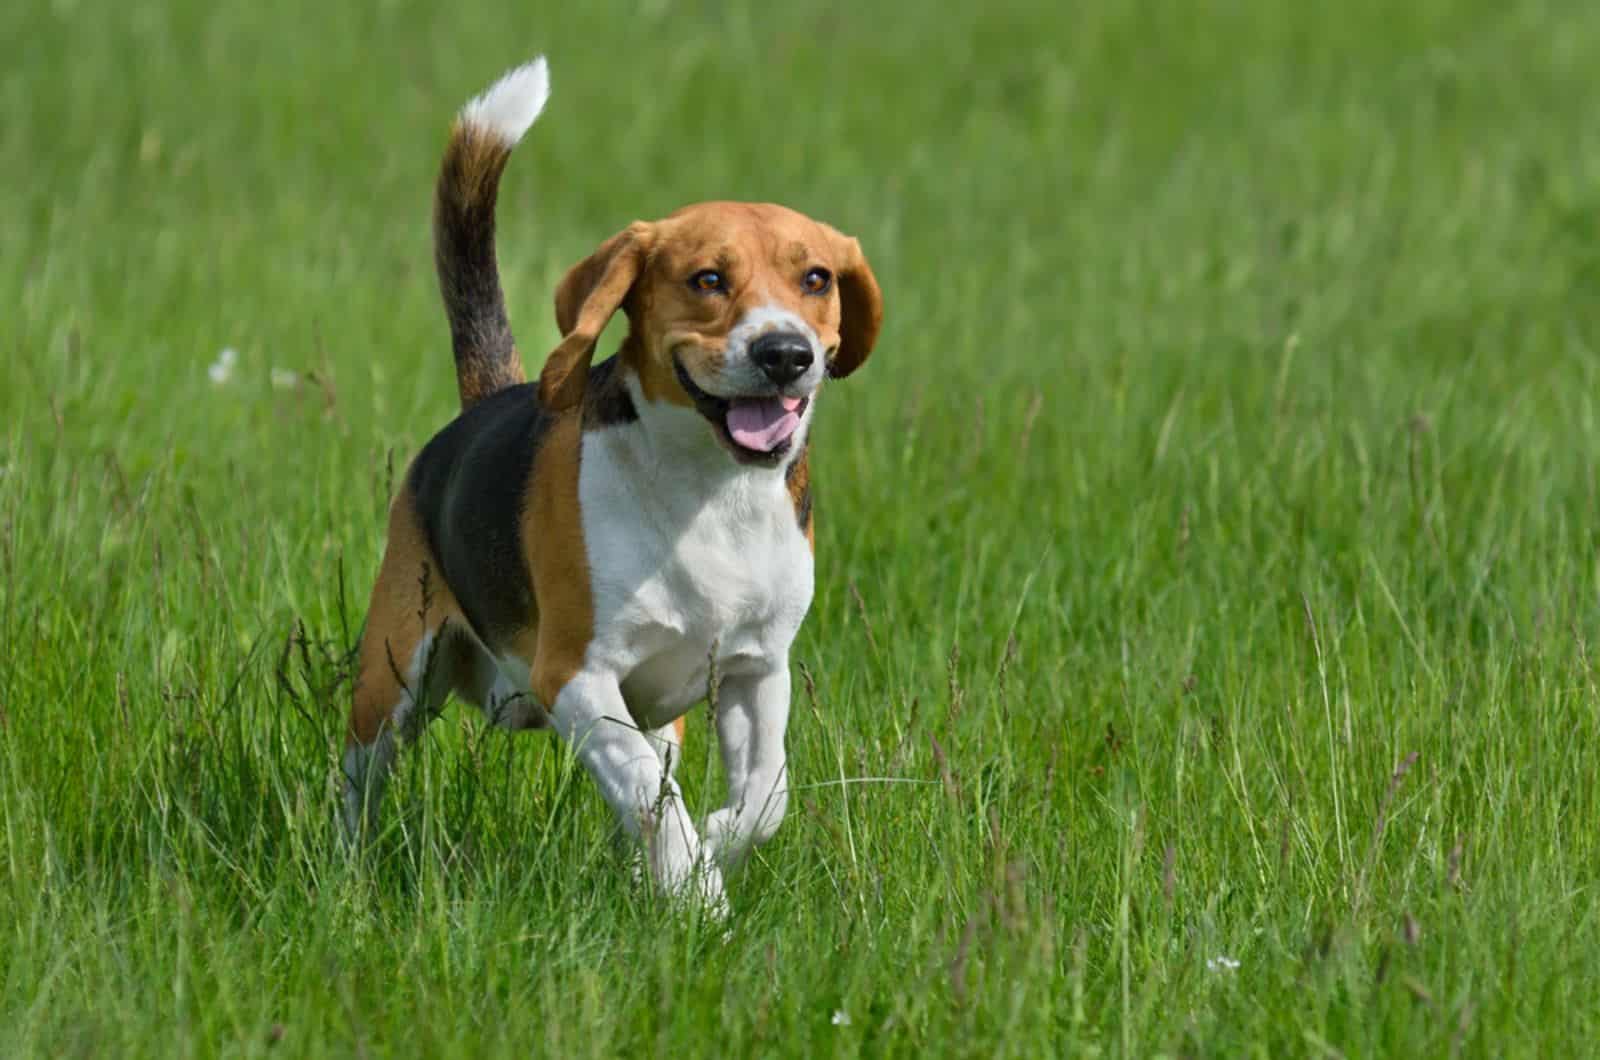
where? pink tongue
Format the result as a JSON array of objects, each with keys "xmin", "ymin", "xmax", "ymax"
[{"xmin": 726, "ymin": 396, "xmax": 803, "ymax": 452}]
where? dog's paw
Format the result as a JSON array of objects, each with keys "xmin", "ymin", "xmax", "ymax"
[
  {"xmin": 688, "ymin": 861, "xmax": 730, "ymax": 920},
  {"xmin": 656, "ymin": 850, "xmax": 727, "ymax": 918},
  {"xmin": 633, "ymin": 817, "xmax": 728, "ymax": 917},
  {"xmin": 701, "ymin": 807, "xmax": 746, "ymax": 870}
]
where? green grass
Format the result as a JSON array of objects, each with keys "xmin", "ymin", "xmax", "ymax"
[{"xmin": 5, "ymin": 0, "xmax": 1600, "ymax": 1054}]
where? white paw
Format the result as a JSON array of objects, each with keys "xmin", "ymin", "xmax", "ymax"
[
  {"xmin": 637, "ymin": 812, "xmax": 728, "ymax": 917},
  {"xmin": 655, "ymin": 848, "xmax": 727, "ymax": 916},
  {"xmin": 690, "ymin": 860, "xmax": 730, "ymax": 919},
  {"xmin": 701, "ymin": 807, "xmax": 748, "ymax": 871}
]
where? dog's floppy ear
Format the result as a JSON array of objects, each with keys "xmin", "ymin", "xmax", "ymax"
[
  {"xmin": 824, "ymin": 229, "xmax": 883, "ymax": 379},
  {"xmin": 541, "ymin": 222, "xmax": 654, "ymax": 409}
]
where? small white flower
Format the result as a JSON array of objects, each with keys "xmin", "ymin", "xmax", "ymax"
[
  {"xmin": 208, "ymin": 347, "xmax": 238, "ymax": 385},
  {"xmin": 1206, "ymin": 955, "xmax": 1240, "ymax": 973},
  {"xmin": 270, "ymin": 367, "xmax": 299, "ymax": 390},
  {"xmin": 831, "ymin": 1010, "xmax": 851, "ymax": 1027}
]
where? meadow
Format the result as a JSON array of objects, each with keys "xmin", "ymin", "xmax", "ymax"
[{"xmin": 5, "ymin": 0, "xmax": 1600, "ymax": 1054}]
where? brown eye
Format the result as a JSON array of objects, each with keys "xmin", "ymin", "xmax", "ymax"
[
  {"xmin": 802, "ymin": 267, "xmax": 832, "ymax": 295},
  {"xmin": 689, "ymin": 269, "xmax": 725, "ymax": 293}
]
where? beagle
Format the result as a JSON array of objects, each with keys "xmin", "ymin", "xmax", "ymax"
[{"xmin": 341, "ymin": 58, "xmax": 882, "ymax": 908}]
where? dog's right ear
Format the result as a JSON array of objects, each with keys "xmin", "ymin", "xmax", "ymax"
[{"xmin": 541, "ymin": 221, "xmax": 654, "ymax": 410}]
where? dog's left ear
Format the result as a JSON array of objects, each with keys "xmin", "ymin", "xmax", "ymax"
[
  {"xmin": 541, "ymin": 221, "xmax": 655, "ymax": 409},
  {"xmin": 824, "ymin": 229, "xmax": 883, "ymax": 379}
]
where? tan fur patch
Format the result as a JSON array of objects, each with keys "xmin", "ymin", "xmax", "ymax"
[
  {"xmin": 786, "ymin": 447, "xmax": 814, "ymax": 550},
  {"xmin": 515, "ymin": 409, "xmax": 594, "ymax": 706},
  {"xmin": 348, "ymin": 485, "xmax": 468, "ymax": 745},
  {"xmin": 625, "ymin": 333, "xmax": 696, "ymax": 408}
]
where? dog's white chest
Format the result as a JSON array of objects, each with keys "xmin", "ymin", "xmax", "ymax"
[{"xmin": 578, "ymin": 431, "xmax": 814, "ymax": 724}]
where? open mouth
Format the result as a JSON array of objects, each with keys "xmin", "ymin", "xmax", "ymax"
[{"xmin": 673, "ymin": 357, "xmax": 810, "ymax": 464}]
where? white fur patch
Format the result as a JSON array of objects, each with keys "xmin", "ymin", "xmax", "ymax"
[
  {"xmin": 580, "ymin": 392, "xmax": 815, "ymax": 721},
  {"xmin": 543, "ymin": 374, "xmax": 813, "ymax": 898},
  {"xmin": 709, "ymin": 303, "xmax": 826, "ymax": 398},
  {"xmin": 459, "ymin": 57, "xmax": 550, "ymax": 147}
]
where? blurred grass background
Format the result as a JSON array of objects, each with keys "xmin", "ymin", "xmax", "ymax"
[{"xmin": 4, "ymin": 0, "xmax": 1600, "ymax": 1054}]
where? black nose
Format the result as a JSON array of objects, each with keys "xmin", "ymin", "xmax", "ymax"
[{"xmin": 750, "ymin": 332, "xmax": 814, "ymax": 386}]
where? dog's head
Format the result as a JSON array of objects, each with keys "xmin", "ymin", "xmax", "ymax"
[{"xmin": 540, "ymin": 202, "xmax": 882, "ymax": 464}]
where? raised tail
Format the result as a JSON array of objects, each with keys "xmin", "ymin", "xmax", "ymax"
[{"xmin": 433, "ymin": 58, "xmax": 550, "ymax": 409}]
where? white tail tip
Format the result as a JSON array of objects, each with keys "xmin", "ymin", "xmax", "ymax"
[{"xmin": 459, "ymin": 57, "xmax": 550, "ymax": 147}]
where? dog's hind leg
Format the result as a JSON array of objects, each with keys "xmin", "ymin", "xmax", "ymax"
[
  {"xmin": 452, "ymin": 637, "xmax": 551, "ymax": 732},
  {"xmin": 343, "ymin": 487, "xmax": 465, "ymax": 845}
]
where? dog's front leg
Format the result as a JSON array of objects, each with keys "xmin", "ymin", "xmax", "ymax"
[
  {"xmin": 548, "ymin": 670, "xmax": 724, "ymax": 910},
  {"xmin": 703, "ymin": 664, "xmax": 791, "ymax": 872}
]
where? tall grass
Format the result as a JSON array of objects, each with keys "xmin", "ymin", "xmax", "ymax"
[{"xmin": 4, "ymin": 0, "xmax": 1600, "ymax": 1054}]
